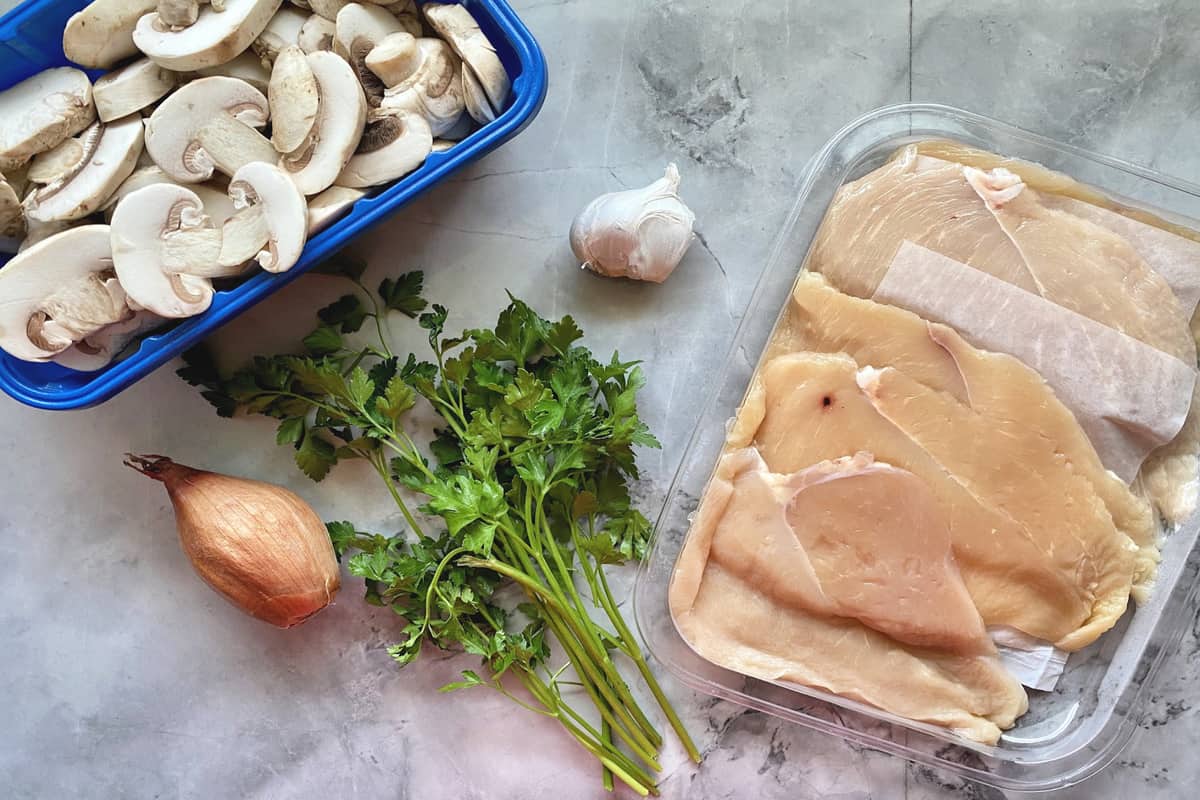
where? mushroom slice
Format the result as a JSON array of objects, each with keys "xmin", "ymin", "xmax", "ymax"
[
  {"xmin": 252, "ymin": 5, "xmax": 309, "ymax": 67},
  {"xmin": 63, "ymin": 0, "xmax": 159, "ymax": 69},
  {"xmin": 24, "ymin": 116, "xmax": 145, "ymax": 224},
  {"xmin": 158, "ymin": 0, "xmax": 202, "ymax": 29},
  {"xmin": 195, "ymin": 51, "xmax": 273, "ymax": 93},
  {"xmin": 430, "ymin": 139, "xmax": 455, "ymax": 154},
  {"xmin": 27, "ymin": 139, "xmax": 86, "ymax": 186},
  {"xmin": 337, "ymin": 108, "xmax": 431, "ymax": 188},
  {"xmin": 365, "ymin": 32, "xmax": 420, "ymax": 88},
  {"xmin": 111, "ymin": 184, "xmax": 220, "ymax": 317},
  {"xmin": 146, "ymin": 76, "xmax": 273, "ymax": 183},
  {"xmin": 134, "ymin": 0, "xmax": 283, "ymax": 71},
  {"xmin": 20, "ymin": 219, "xmax": 77, "ymax": 252},
  {"xmin": 388, "ymin": 0, "xmax": 421, "ymax": 37},
  {"xmin": 283, "ymin": 51, "xmax": 367, "ymax": 195},
  {"xmin": 102, "ymin": 166, "xmax": 237, "ymax": 226},
  {"xmin": 0, "ymin": 68, "xmax": 96, "ymax": 172},
  {"xmin": 53, "ymin": 310, "xmax": 165, "ymax": 372},
  {"xmin": 93, "ymin": 59, "xmax": 178, "ymax": 123},
  {"xmin": 221, "ymin": 161, "xmax": 308, "ymax": 272},
  {"xmin": 0, "ymin": 225, "xmax": 130, "ymax": 362},
  {"xmin": 461, "ymin": 65, "xmax": 497, "ymax": 125},
  {"xmin": 378, "ymin": 37, "xmax": 464, "ymax": 136},
  {"xmin": 298, "ymin": 14, "xmax": 336, "ymax": 53},
  {"xmin": 422, "ymin": 3, "xmax": 509, "ymax": 121},
  {"xmin": 0, "ymin": 176, "xmax": 25, "ymax": 240},
  {"xmin": 334, "ymin": 2, "xmax": 404, "ymax": 107},
  {"xmin": 269, "ymin": 46, "xmax": 320, "ymax": 154},
  {"xmin": 306, "ymin": 184, "xmax": 364, "ymax": 235},
  {"xmin": 309, "ymin": 0, "xmax": 350, "ymax": 22}
]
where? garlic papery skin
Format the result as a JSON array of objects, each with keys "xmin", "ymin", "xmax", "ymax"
[{"xmin": 569, "ymin": 163, "xmax": 696, "ymax": 283}]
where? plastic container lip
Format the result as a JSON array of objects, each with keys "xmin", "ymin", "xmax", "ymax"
[
  {"xmin": 633, "ymin": 102, "xmax": 1200, "ymax": 792},
  {"xmin": 0, "ymin": 0, "xmax": 549, "ymax": 410}
]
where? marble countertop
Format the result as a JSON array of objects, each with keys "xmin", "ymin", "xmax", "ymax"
[{"xmin": 3, "ymin": 1, "xmax": 1199, "ymax": 798}]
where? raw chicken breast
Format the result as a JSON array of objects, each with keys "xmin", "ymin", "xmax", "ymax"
[
  {"xmin": 678, "ymin": 564, "xmax": 1027, "ymax": 744},
  {"xmin": 875, "ymin": 241, "xmax": 1195, "ymax": 490},
  {"xmin": 780, "ymin": 271, "xmax": 1158, "ymax": 593},
  {"xmin": 688, "ymin": 448, "xmax": 993, "ymax": 654},
  {"xmin": 730, "ymin": 351, "xmax": 1102, "ymax": 645},
  {"xmin": 670, "ymin": 449, "xmax": 1026, "ymax": 744},
  {"xmin": 809, "ymin": 146, "xmax": 1195, "ymax": 365},
  {"xmin": 857, "ymin": 363, "xmax": 1138, "ymax": 650}
]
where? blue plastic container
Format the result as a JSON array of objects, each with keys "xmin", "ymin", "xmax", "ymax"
[{"xmin": 0, "ymin": 0, "xmax": 548, "ymax": 410}]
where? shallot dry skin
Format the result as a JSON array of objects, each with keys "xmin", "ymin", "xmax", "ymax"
[{"xmin": 124, "ymin": 454, "xmax": 340, "ymax": 628}]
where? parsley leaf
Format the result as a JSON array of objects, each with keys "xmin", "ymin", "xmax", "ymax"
[
  {"xmin": 379, "ymin": 272, "xmax": 428, "ymax": 316},
  {"xmin": 318, "ymin": 294, "xmax": 368, "ymax": 333}
]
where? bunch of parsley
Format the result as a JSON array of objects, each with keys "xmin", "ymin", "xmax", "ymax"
[{"xmin": 179, "ymin": 260, "xmax": 699, "ymax": 795}]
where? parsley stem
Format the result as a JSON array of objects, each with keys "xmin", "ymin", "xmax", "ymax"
[
  {"xmin": 601, "ymin": 715, "xmax": 615, "ymax": 792},
  {"xmin": 353, "ymin": 277, "xmax": 394, "ymax": 360},
  {"xmin": 593, "ymin": 564, "xmax": 702, "ymax": 763},
  {"xmin": 539, "ymin": 605, "xmax": 661, "ymax": 768},
  {"xmin": 497, "ymin": 519, "xmax": 661, "ymax": 750},
  {"xmin": 461, "ymin": 555, "xmax": 662, "ymax": 767},
  {"xmin": 368, "ymin": 453, "xmax": 426, "ymax": 539},
  {"xmin": 520, "ymin": 673, "xmax": 658, "ymax": 796},
  {"xmin": 529, "ymin": 507, "xmax": 663, "ymax": 750}
]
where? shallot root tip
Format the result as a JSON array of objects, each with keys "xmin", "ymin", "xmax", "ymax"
[{"xmin": 123, "ymin": 453, "xmax": 176, "ymax": 480}]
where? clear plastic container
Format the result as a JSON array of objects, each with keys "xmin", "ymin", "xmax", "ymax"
[{"xmin": 633, "ymin": 103, "xmax": 1200, "ymax": 792}]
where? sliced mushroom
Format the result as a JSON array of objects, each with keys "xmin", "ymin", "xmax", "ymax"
[
  {"xmin": 3, "ymin": 164, "xmax": 31, "ymax": 199},
  {"xmin": 298, "ymin": 14, "xmax": 336, "ymax": 53},
  {"xmin": 337, "ymin": 108, "xmax": 431, "ymax": 188},
  {"xmin": 438, "ymin": 112, "xmax": 474, "ymax": 142},
  {"xmin": 134, "ymin": 0, "xmax": 283, "ymax": 71},
  {"xmin": 422, "ymin": 3, "xmax": 509, "ymax": 123},
  {"xmin": 282, "ymin": 51, "xmax": 366, "ymax": 195},
  {"xmin": 20, "ymin": 219, "xmax": 77, "ymax": 252},
  {"xmin": 103, "ymin": 165, "xmax": 237, "ymax": 225},
  {"xmin": 53, "ymin": 310, "xmax": 166, "ymax": 372},
  {"xmin": 195, "ymin": 51, "xmax": 273, "ymax": 93},
  {"xmin": 430, "ymin": 139, "xmax": 455, "ymax": 154},
  {"xmin": 158, "ymin": 0, "xmax": 202, "ymax": 29},
  {"xmin": 389, "ymin": 1, "xmax": 422, "ymax": 37},
  {"xmin": 377, "ymin": 37, "xmax": 464, "ymax": 137},
  {"xmin": 334, "ymin": 2, "xmax": 404, "ymax": 107},
  {"xmin": 252, "ymin": 5, "xmax": 309, "ymax": 67},
  {"xmin": 461, "ymin": 66, "xmax": 496, "ymax": 125},
  {"xmin": 110, "ymin": 184, "xmax": 221, "ymax": 317},
  {"xmin": 269, "ymin": 46, "xmax": 320, "ymax": 154},
  {"xmin": 358, "ymin": 0, "xmax": 420, "ymax": 35},
  {"xmin": 306, "ymin": 184, "xmax": 363, "ymax": 235},
  {"xmin": 146, "ymin": 76, "xmax": 274, "ymax": 183},
  {"xmin": 218, "ymin": 161, "xmax": 308, "ymax": 272},
  {"xmin": 364, "ymin": 31, "xmax": 417, "ymax": 87},
  {"xmin": 0, "ymin": 68, "xmax": 95, "ymax": 172},
  {"xmin": 93, "ymin": 59, "xmax": 178, "ymax": 123},
  {"xmin": 24, "ymin": 116, "xmax": 144, "ymax": 224},
  {"xmin": 0, "ymin": 175, "xmax": 25, "ymax": 240},
  {"xmin": 0, "ymin": 225, "xmax": 130, "ymax": 362},
  {"xmin": 309, "ymin": 0, "xmax": 351, "ymax": 22},
  {"xmin": 62, "ymin": 0, "xmax": 159, "ymax": 69},
  {"xmin": 26, "ymin": 139, "xmax": 86, "ymax": 186}
]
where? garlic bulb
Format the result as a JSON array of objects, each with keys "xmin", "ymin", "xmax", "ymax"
[
  {"xmin": 125, "ymin": 454, "xmax": 340, "ymax": 628},
  {"xmin": 569, "ymin": 163, "xmax": 696, "ymax": 283}
]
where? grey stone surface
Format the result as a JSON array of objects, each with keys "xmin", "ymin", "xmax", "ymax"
[{"xmin": 1, "ymin": 1, "xmax": 1198, "ymax": 798}]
